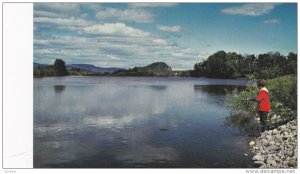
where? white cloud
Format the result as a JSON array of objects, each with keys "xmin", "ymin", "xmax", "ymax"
[
  {"xmin": 152, "ymin": 39, "xmax": 168, "ymax": 46},
  {"xmin": 34, "ymin": 16, "xmax": 93, "ymax": 27},
  {"xmin": 263, "ymin": 19, "xmax": 280, "ymax": 24},
  {"xmin": 156, "ymin": 25, "xmax": 182, "ymax": 33},
  {"xmin": 221, "ymin": 3, "xmax": 278, "ymax": 16},
  {"xmin": 84, "ymin": 23, "xmax": 151, "ymax": 37},
  {"xmin": 96, "ymin": 8, "xmax": 154, "ymax": 23},
  {"xmin": 129, "ymin": 3, "xmax": 177, "ymax": 8},
  {"xmin": 34, "ymin": 30, "xmax": 204, "ymax": 69},
  {"xmin": 34, "ymin": 13, "xmax": 204, "ymax": 70},
  {"xmin": 83, "ymin": 3, "xmax": 102, "ymax": 11},
  {"xmin": 35, "ymin": 3, "xmax": 80, "ymax": 13},
  {"xmin": 34, "ymin": 10, "xmax": 62, "ymax": 18}
]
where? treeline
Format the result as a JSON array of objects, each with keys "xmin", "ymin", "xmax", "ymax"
[
  {"xmin": 34, "ymin": 59, "xmax": 69, "ymax": 78},
  {"xmin": 192, "ymin": 51, "xmax": 297, "ymax": 79},
  {"xmin": 112, "ymin": 62, "xmax": 174, "ymax": 76},
  {"xmin": 34, "ymin": 51, "xmax": 297, "ymax": 79}
]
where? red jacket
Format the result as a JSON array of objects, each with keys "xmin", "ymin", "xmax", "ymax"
[{"xmin": 256, "ymin": 87, "xmax": 271, "ymax": 112}]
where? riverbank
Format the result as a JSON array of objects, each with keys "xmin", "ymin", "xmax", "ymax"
[{"xmin": 249, "ymin": 119, "xmax": 297, "ymax": 168}]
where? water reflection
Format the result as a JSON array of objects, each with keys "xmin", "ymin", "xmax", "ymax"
[
  {"xmin": 193, "ymin": 85, "xmax": 244, "ymax": 95},
  {"xmin": 34, "ymin": 77, "xmax": 252, "ymax": 168},
  {"xmin": 148, "ymin": 85, "xmax": 167, "ymax": 91},
  {"xmin": 54, "ymin": 85, "xmax": 65, "ymax": 93},
  {"xmin": 115, "ymin": 143, "xmax": 179, "ymax": 165},
  {"xmin": 224, "ymin": 113, "xmax": 260, "ymax": 136}
]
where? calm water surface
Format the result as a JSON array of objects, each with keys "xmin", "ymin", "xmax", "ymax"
[{"xmin": 34, "ymin": 76, "xmax": 253, "ymax": 168}]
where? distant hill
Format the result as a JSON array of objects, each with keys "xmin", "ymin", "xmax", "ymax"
[
  {"xmin": 33, "ymin": 62, "xmax": 125, "ymax": 73},
  {"xmin": 34, "ymin": 61, "xmax": 192, "ymax": 77},
  {"xmin": 143, "ymin": 62, "xmax": 172, "ymax": 72},
  {"xmin": 113, "ymin": 62, "xmax": 173, "ymax": 76},
  {"xmin": 34, "ymin": 62, "xmax": 50, "ymax": 68},
  {"xmin": 67, "ymin": 64, "xmax": 125, "ymax": 73}
]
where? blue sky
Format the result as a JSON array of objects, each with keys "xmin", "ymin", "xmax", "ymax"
[{"xmin": 34, "ymin": 3, "xmax": 297, "ymax": 70}]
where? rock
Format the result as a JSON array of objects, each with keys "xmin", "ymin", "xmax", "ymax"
[
  {"xmin": 269, "ymin": 145, "xmax": 277, "ymax": 151},
  {"xmin": 262, "ymin": 139, "xmax": 269, "ymax": 146},
  {"xmin": 266, "ymin": 135, "xmax": 272, "ymax": 140},
  {"xmin": 250, "ymin": 119, "xmax": 297, "ymax": 168},
  {"xmin": 274, "ymin": 156, "xmax": 281, "ymax": 162},
  {"xmin": 279, "ymin": 125, "xmax": 286, "ymax": 130},
  {"xmin": 291, "ymin": 126, "xmax": 297, "ymax": 130},
  {"xmin": 287, "ymin": 150, "xmax": 294, "ymax": 157},
  {"xmin": 269, "ymin": 141, "xmax": 276, "ymax": 145},
  {"xmin": 266, "ymin": 156, "xmax": 274, "ymax": 162},
  {"xmin": 259, "ymin": 164, "xmax": 267, "ymax": 168},
  {"xmin": 261, "ymin": 132, "xmax": 268, "ymax": 138},
  {"xmin": 254, "ymin": 161, "xmax": 265, "ymax": 167},
  {"xmin": 249, "ymin": 141, "xmax": 255, "ymax": 147},
  {"xmin": 270, "ymin": 160, "xmax": 277, "ymax": 167},
  {"xmin": 272, "ymin": 129, "xmax": 278, "ymax": 134},
  {"xmin": 289, "ymin": 159, "xmax": 297, "ymax": 167},
  {"xmin": 252, "ymin": 154, "xmax": 264, "ymax": 161}
]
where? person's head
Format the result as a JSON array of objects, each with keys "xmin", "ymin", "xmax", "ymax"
[{"xmin": 257, "ymin": 79, "xmax": 267, "ymax": 87}]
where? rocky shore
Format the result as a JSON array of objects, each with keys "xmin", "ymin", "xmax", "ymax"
[{"xmin": 249, "ymin": 119, "xmax": 297, "ymax": 168}]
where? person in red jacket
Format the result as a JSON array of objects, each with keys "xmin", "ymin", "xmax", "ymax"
[{"xmin": 250, "ymin": 79, "xmax": 271, "ymax": 132}]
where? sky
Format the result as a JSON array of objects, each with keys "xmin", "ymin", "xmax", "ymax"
[{"xmin": 34, "ymin": 3, "xmax": 297, "ymax": 70}]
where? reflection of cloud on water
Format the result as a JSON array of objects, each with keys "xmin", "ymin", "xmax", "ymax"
[
  {"xmin": 83, "ymin": 115, "xmax": 136, "ymax": 129},
  {"xmin": 115, "ymin": 143, "xmax": 179, "ymax": 164},
  {"xmin": 34, "ymin": 116, "xmax": 180, "ymax": 167}
]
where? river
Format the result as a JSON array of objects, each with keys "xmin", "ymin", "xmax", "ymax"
[{"xmin": 34, "ymin": 76, "xmax": 254, "ymax": 168}]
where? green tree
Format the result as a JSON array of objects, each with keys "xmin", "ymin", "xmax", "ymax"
[
  {"xmin": 285, "ymin": 52, "xmax": 297, "ymax": 75},
  {"xmin": 206, "ymin": 50, "xmax": 227, "ymax": 78},
  {"xmin": 53, "ymin": 59, "xmax": 69, "ymax": 76}
]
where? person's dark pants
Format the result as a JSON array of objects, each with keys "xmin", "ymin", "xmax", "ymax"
[{"xmin": 259, "ymin": 111, "xmax": 269, "ymax": 132}]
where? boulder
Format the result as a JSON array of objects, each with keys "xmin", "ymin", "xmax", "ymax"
[
  {"xmin": 262, "ymin": 139, "xmax": 269, "ymax": 146},
  {"xmin": 272, "ymin": 129, "xmax": 278, "ymax": 135},
  {"xmin": 252, "ymin": 154, "xmax": 264, "ymax": 161},
  {"xmin": 268, "ymin": 145, "xmax": 277, "ymax": 151},
  {"xmin": 249, "ymin": 141, "xmax": 255, "ymax": 147},
  {"xmin": 269, "ymin": 141, "xmax": 276, "ymax": 145}
]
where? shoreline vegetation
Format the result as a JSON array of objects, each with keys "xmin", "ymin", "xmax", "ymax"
[
  {"xmin": 34, "ymin": 50, "xmax": 297, "ymax": 168},
  {"xmin": 226, "ymin": 75, "xmax": 297, "ymax": 168},
  {"xmin": 34, "ymin": 50, "xmax": 296, "ymax": 79}
]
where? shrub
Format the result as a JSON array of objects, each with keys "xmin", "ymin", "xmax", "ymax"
[{"xmin": 227, "ymin": 75, "xmax": 297, "ymax": 124}]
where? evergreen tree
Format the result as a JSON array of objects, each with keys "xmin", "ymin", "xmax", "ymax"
[{"xmin": 53, "ymin": 59, "xmax": 68, "ymax": 76}]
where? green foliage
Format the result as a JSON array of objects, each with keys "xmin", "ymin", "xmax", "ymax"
[
  {"xmin": 113, "ymin": 62, "xmax": 173, "ymax": 76},
  {"xmin": 33, "ymin": 66, "xmax": 55, "ymax": 78},
  {"xmin": 34, "ymin": 59, "xmax": 69, "ymax": 77},
  {"xmin": 193, "ymin": 51, "xmax": 297, "ymax": 79},
  {"xmin": 266, "ymin": 75, "xmax": 297, "ymax": 118},
  {"xmin": 226, "ymin": 80, "xmax": 258, "ymax": 116},
  {"xmin": 53, "ymin": 59, "xmax": 69, "ymax": 76},
  {"xmin": 227, "ymin": 75, "xmax": 297, "ymax": 123}
]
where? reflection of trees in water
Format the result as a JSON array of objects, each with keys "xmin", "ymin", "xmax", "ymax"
[
  {"xmin": 193, "ymin": 85, "xmax": 245, "ymax": 95},
  {"xmin": 54, "ymin": 85, "xmax": 66, "ymax": 93},
  {"xmin": 224, "ymin": 113, "xmax": 260, "ymax": 136},
  {"xmin": 128, "ymin": 85, "xmax": 167, "ymax": 91},
  {"xmin": 148, "ymin": 85, "xmax": 167, "ymax": 91},
  {"xmin": 193, "ymin": 85, "xmax": 245, "ymax": 107}
]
